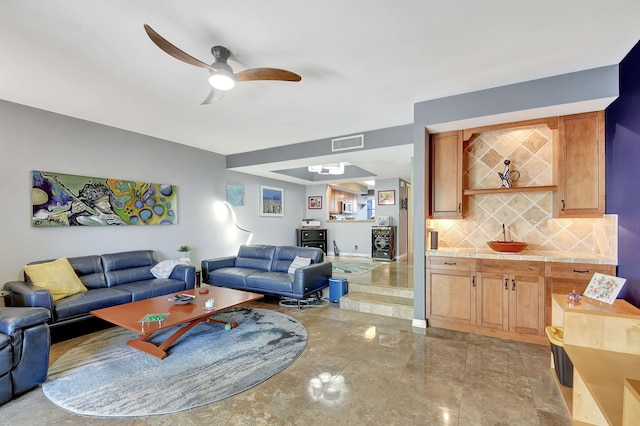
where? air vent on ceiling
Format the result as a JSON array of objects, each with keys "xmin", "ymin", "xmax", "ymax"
[{"xmin": 332, "ymin": 134, "xmax": 364, "ymax": 152}]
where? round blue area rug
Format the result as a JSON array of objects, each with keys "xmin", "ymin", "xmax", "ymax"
[{"xmin": 43, "ymin": 307, "xmax": 307, "ymax": 417}]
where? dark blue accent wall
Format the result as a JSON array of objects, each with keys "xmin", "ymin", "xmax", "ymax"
[{"xmin": 605, "ymin": 40, "xmax": 640, "ymax": 307}]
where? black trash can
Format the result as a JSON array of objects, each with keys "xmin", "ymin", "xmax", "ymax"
[{"xmin": 545, "ymin": 326, "xmax": 573, "ymax": 388}]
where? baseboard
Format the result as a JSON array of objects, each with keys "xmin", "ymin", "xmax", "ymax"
[
  {"xmin": 330, "ymin": 252, "xmax": 370, "ymax": 259},
  {"xmin": 412, "ymin": 319, "xmax": 427, "ymax": 329}
]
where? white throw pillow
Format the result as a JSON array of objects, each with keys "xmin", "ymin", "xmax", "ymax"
[
  {"xmin": 151, "ymin": 259, "xmax": 190, "ymax": 279},
  {"xmin": 288, "ymin": 256, "xmax": 312, "ymax": 274}
]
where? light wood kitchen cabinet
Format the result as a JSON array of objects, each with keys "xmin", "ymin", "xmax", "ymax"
[
  {"xmin": 328, "ymin": 188, "xmax": 357, "ymax": 214},
  {"xmin": 477, "ymin": 259, "xmax": 545, "ymax": 337},
  {"xmin": 426, "ymin": 257, "xmax": 476, "ymax": 326},
  {"xmin": 556, "ymin": 110, "xmax": 605, "ymax": 217},
  {"xmin": 544, "ymin": 261, "xmax": 616, "ymax": 326},
  {"xmin": 429, "ymin": 130, "xmax": 464, "ymax": 218}
]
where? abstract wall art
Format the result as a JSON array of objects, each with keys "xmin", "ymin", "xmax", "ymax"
[
  {"xmin": 226, "ymin": 184, "xmax": 245, "ymax": 207},
  {"xmin": 31, "ymin": 170, "xmax": 178, "ymax": 227}
]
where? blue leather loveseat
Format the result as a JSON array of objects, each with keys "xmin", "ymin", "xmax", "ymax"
[
  {"xmin": 4, "ymin": 250, "xmax": 196, "ymax": 328},
  {"xmin": 0, "ymin": 307, "xmax": 50, "ymax": 405},
  {"xmin": 201, "ymin": 245, "xmax": 331, "ymax": 304}
]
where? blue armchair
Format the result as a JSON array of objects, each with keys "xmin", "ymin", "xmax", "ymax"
[{"xmin": 0, "ymin": 307, "xmax": 51, "ymax": 405}]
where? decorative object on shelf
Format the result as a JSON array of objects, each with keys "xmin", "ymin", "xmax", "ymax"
[
  {"xmin": 377, "ymin": 190, "xmax": 395, "ymax": 205},
  {"xmin": 497, "ymin": 159, "xmax": 520, "ymax": 188},
  {"xmin": 583, "ymin": 273, "xmax": 627, "ymax": 304},
  {"xmin": 31, "ymin": 170, "xmax": 178, "ymax": 227},
  {"xmin": 308, "ymin": 196, "xmax": 322, "ymax": 209},
  {"xmin": 226, "ymin": 184, "xmax": 244, "ymax": 207},
  {"xmin": 260, "ymin": 185, "xmax": 284, "ymax": 217}
]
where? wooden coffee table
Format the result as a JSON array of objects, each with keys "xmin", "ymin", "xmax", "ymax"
[{"xmin": 91, "ymin": 286, "xmax": 263, "ymax": 360}]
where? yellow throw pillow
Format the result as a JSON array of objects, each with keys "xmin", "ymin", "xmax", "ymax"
[{"xmin": 24, "ymin": 257, "xmax": 88, "ymax": 301}]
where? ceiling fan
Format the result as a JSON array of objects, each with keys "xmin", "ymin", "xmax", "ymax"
[{"xmin": 143, "ymin": 24, "xmax": 302, "ymax": 103}]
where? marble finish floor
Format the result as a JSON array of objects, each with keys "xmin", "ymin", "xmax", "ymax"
[
  {"xmin": 328, "ymin": 254, "xmax": 414, "ymax": 290},
  {"xmin": 0, "ymin": 259, "xmax": 571, "ymax": 425}
]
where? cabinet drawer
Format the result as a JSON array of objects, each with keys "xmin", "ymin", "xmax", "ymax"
[
  {"xmin": 544, "ymin": 262, "xmax": 615, "ymax": 279},
  {"xmin": 479, "ymin": 259, "xmax": 543, "ymax": 275},
  {"xmin": 428, "ymin": 256, "xmax": 475, "ymax": 271},
  {"xmin": 300, "ymin": 229, "xmax": 325, "ymax": 241}
]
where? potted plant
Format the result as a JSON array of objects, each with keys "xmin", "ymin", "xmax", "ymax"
[{"xmin": 177, "ymin": 245, "xmax": 192, "ymax": 262}]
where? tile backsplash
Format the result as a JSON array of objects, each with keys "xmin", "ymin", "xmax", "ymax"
[{"xmin": 428, "ymin": 124, "xmax": 617, "ymax": 258}]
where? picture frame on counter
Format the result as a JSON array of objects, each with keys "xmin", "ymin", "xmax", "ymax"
[
  {"xmin": 583, "ymin": 273, "xmax": 627, "ymax": 304},
  {"xmin": 308, "ymin": 196, "xmax": 322, "ymax": 209},
  {"xmin": 377, "ymin": 190, "xmax": 395, "ymax": 205}
]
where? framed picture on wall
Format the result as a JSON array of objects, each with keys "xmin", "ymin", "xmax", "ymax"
[
  {"xmin": 378, "ymin": 190, "xmax": 395, "ymax": 205},
  {"xmin": 260, "ymin": 185, "xmax": 284, "ymax": 217},
  {"xmin": 308, "ymin": 196, "xmax": 322, "ymax": 209},
  {"xmin": 226, "ymin": 184, "xmax": 244, "ymax": 207}
]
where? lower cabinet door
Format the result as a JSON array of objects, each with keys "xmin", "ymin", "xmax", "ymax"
[
  {"xmin": 477, "ymin": 272, "xmax": 544, "ymax": 335},
  {"xmin": 509, "ymin": 274, "xmax": 544, "ymax": 335},
  {"xmin": 477, "ymin": 272, "xmax": 509, "ymax": 331},
  {"xmin": 427, "ymin": 269, "xmax": 476, "ymax": 326}
]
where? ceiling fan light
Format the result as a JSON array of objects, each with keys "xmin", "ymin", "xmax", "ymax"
[
  {"xmin": 208, "ymin": 72, "xmax": 236, "ymax": 91},
  {"xmin": 326, "ymin": 163, "xmax": 345, "ymax": 175},
  {"xmin": 308, "ymin": 163, "xmax": 345, "ymax": 175}
]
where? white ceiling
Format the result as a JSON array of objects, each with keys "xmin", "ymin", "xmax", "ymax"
[{"xmin": 1, "ymin": 1, "xmax": 639, "ymax": 185}]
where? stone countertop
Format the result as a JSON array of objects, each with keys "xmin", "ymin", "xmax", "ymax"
[{"xmin": 425, "ymin": 247, "xmax": 617, "ymax": 265}]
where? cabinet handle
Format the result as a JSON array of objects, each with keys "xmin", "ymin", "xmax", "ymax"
[
  {"xmin": 504, "ymin": 278, "xmax": 508, "ymax": 290},
  {"xmin": 444, "ymin": 262, "xmax": 457, "ymax": 266},
  {"xmin": 512, "ymin": 279, "xmax": 516, "ymax": 290},
  {"xmin": 458, "ymin": 203, "xmax": 462, "ymax": 213},
  {"xmin": 573, "ymin": 269, "xmax": 589, "ymax": 274},
  {"xmin": 472, "ymin": 276, "xmax": 476, "ymax": 287},
  {"xmin": 561, "ymin": 200, "xmax": 566, "ymax": 211}
]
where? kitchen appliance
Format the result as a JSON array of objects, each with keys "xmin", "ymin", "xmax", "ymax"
[
  {"xmin": 376, "ymin": 216, "xmax": 391, "ymax": 226},
  {"xmin": 301, "ymin": 219, "xmax": 321, "ymax": 228},
  {"xmin": 371, "ymin": 226, "xmax": 396, "ymax": 260},
  {"xmin": 341, "ymin": 202, "xmax": 353, "ymax": 214}
]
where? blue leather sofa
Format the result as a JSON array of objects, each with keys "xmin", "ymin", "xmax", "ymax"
[
  {"xmin": 201, "ymin": 245, "xmax": 331, "ymax": 303},
  {"xmin": 4, "ymin": 250, "xmax": 196, "ymax": 328},
  {"xmin": 0, "ymin": 307, "xmax": 50, "ymax": 405}
]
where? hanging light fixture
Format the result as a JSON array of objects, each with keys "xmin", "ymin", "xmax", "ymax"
[{"xmin": 307, "ymin": 163, "xmax": 345, "ymax": 175}]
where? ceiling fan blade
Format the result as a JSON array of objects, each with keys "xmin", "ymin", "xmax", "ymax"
[
  {"xmin": 235, "ymin": 68, "xmax": 301, "ymax": 83},
  {"xmin": 201, "ymin": 87, "xmax": 225, "ymax": 105},
  {"xmin": 144, "ymin": 24, "xmax": 217, "ymax": 72}
]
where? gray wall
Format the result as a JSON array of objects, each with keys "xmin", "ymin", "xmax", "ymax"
[{"xmin": 0, "ymin": 100, "xmax": 305, "ymax": 283}]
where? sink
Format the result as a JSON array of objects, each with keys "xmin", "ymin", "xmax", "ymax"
[{"xmin": 487, "ymin": 241, "xmax": 528, "ymax": 253}]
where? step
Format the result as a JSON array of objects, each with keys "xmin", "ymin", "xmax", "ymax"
[
  {"xmin": 339, "ymin": 291, "xmax": 414, "ymax": 320},
  {"xmin": 346, "ymin": 282, "xmax": 413, "ymax": 299}
]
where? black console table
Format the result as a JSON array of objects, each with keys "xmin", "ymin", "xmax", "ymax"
[{"xmin": 296, "ymin": 228, "xmax": 327, "ymax": 254}]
